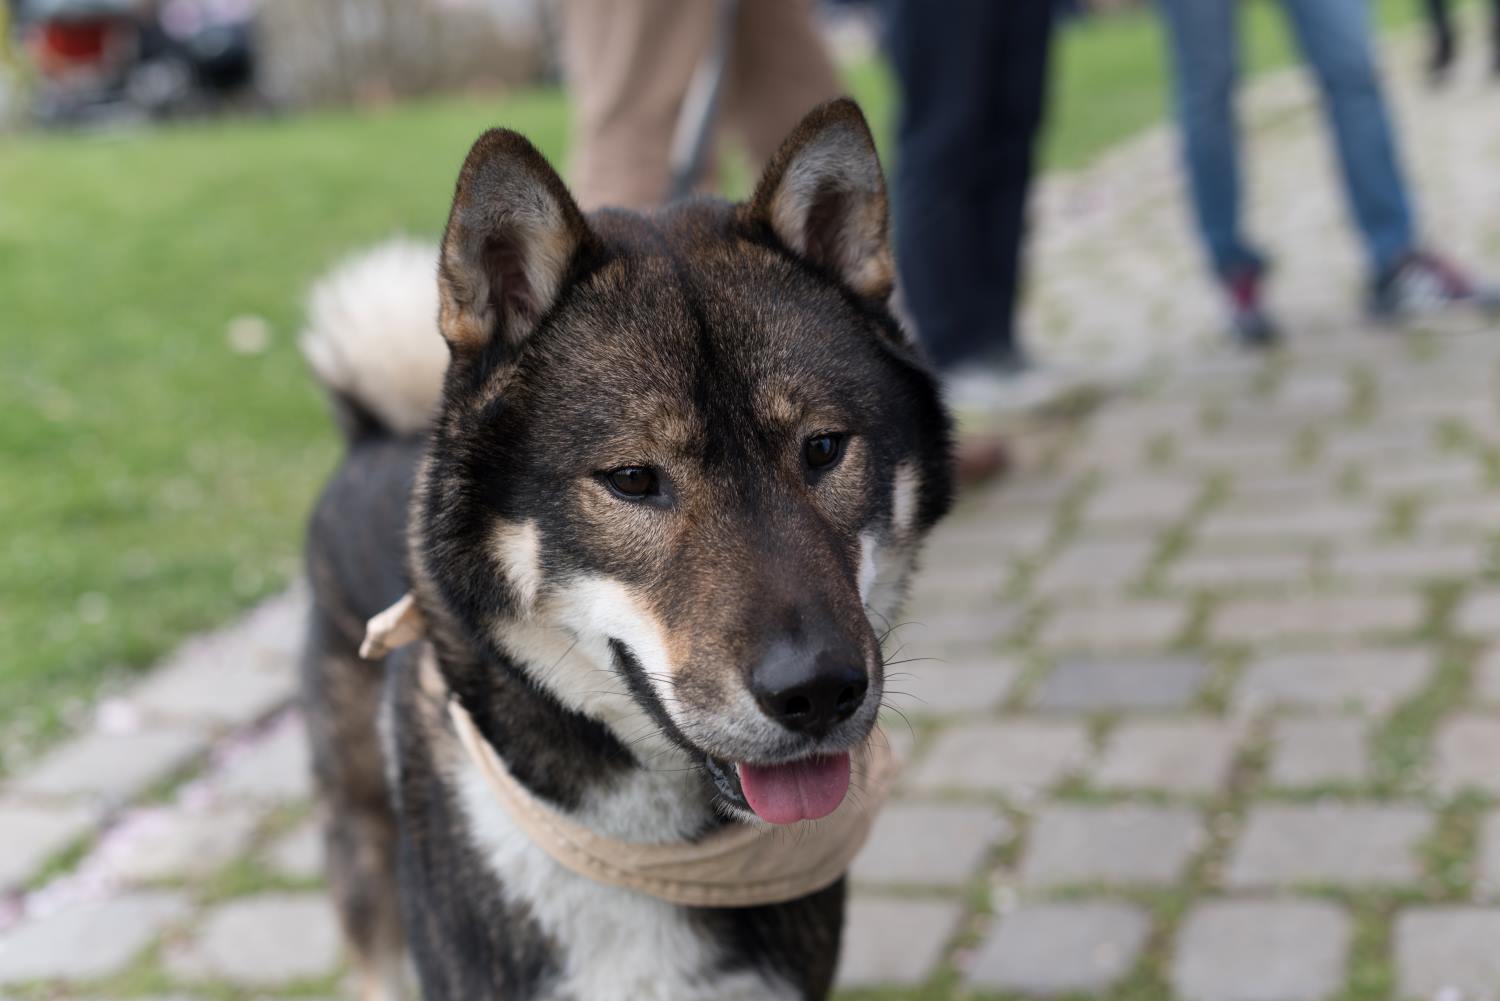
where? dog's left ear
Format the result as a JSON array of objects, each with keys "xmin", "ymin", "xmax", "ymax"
[
  {"xmin": 744, "ymin": 98, "xmax": 894, "ymax": 302},
  {"xmin": 438, "ymin": 128, "xmax": 596, "ymax": 358}
]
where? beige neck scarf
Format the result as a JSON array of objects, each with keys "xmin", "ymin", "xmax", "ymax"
[{"xmin": 365, "ymin": 595, "xmax": 898, "ymax": 909}]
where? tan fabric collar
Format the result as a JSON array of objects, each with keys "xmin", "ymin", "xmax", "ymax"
[{"xmin": 365, "ymin": 595, "xmax": 898, "ymax": 909}]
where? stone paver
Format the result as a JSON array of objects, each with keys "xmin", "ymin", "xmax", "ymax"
[
  {"xmin": 265, "ymin": 819, "xmax": 323, "ymax": 881},
  {"xmin": 1265, "ymin": 716, "xmax": 1370, "ymax": 788},
  {"xmin": 1019, "ymin": 804, "xmax": 1203, "ymax": 888},
  {"xmin": 1234, "ymin": 648, "xmax": 1434, "ymax": 714},
  {"xmin": 1030, "ymin": 655, "xmax": 1209, "ymax": 711},
  {"xmin": 129, "ymin": 652, "xmax": 292, "ymax": 729},
  {"xmin": 1433, "ymin": 715, "xmax": 1500, "ymax": 795},
  {"xmin": 1224, "ymin": 803, "xmax": 1433, "ymax": 889},
  {"xmin": 0, "ymin": 892, "xmax": 190, "ymax": 983},
  {"xmin": 115, "ymin": 804, "xmax": 263, "ymax": 883},
  {"xmin": 1213, "ymin": 594, "xmax": 1424, "ymax": 644},
  {"xmin": 1327, "ymin": 544, "xmax": 1486, "ymax": 583},
  {"xmin": 968, "ymin": 902, "xmax": 1150, "ymax": 994},
  {"xmin": 836, "ymin": 897, "xmax": 962, "ymax": 989},
  {"xmin": 910, "ymin": 721, "xmax": 1090, "ymax": 799},
  {"xmin": 1082, "ymin": 477, "xmax": 1200, "ymax": 529},
  {"xmin": 1168, "ymin": 549, "xmax": 1313, "ymax": 590},
  {"xmin": 1396, "ymin": 908, "xmax": 1500, "ymax": 1001},
  {"xmin": 216, "ymin": 719, "xmax": 313, "ymax": 802},
  {"xmin": 164, "ymin": 893, "xmax": 340, "ymax": 986},
  {"xmin": 10, "ymin": 727, "xmax": 208, "ymax": 803},
  {"xmin": 884, "ymin": 660, "xmax": 1020, "ymax": 716},
  {"xmin": 1093, "ymin": 718, "xmax": 1241, "ymax": 794},
  {"xmin": 1032, "ymin": 538, "xmax": 1155, "ymax": 596},
  {"xmin": 0, "ymin": 799, "xmax": 95, "ymax": 890},
  {"xmin": 1038, "ymin": 599, "xmax": 1188, "ymax": 653},
  {"xmin": 1456, "ymin": 590, "xmax": 1500, "ymax": 637},
  {"xmin": 852, "ymin": 801, "xmax": 1010, "ymax": 887},
  {"xmin": 1173, "ymin": 899, "xmax": 1350, "ymax": 1001},
  {"xmin": 1474, "ymin": 645, "xmax": 1500, "ymax": 703}
]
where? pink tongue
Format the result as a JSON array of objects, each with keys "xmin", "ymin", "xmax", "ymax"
[{"xmin": 737, "ymin": 753, "xmax": 852, "ymax": 825}]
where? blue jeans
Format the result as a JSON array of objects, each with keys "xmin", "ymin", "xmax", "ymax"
[{"xmin": 1157, "ymin": 0, "xmax": 1416, "ymax": 279}]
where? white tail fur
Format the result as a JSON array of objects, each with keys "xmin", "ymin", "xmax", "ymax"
[{"xmin": 300, "ymin": 239, "xmax": 449, "ymax": 437}]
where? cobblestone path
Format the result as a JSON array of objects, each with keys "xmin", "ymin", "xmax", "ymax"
[{"xmin": 3, "ymin": 22, "xmax": 1500, "ymax": 1001}]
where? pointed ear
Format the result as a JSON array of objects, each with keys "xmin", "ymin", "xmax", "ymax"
[
  {"xmin": 438, "ymin": 129, "xmax": 595, "ymax": 356},
  {"xmin": 744, "ymin": 98, "xmax": 894, "ymax": 301}
]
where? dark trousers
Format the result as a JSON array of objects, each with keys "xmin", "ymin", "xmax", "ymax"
[
  {"xmin": 886, "ymin": 0, "xmax": 1056, "ymax": 370},
  {"xmin": 1425, "ymin": 0, "xmax": 1500, "ymax": 65}
]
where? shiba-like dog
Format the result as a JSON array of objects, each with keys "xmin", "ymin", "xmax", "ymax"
[{"xmin": 298, "ymin": 99, "xmax": 953, "ymax": 1001}]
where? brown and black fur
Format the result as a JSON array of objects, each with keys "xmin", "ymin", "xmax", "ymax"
[{"xmin": 300, "ymin": 99, "xmax": 953, "ymax": 1001}]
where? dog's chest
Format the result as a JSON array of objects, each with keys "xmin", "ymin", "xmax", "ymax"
[{"xmin": 453, "ymin": 765, "xmax": 799, "ymax": 1001}]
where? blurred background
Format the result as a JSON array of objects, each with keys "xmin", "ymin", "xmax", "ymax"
[{"xmin": 3, "ymin": 0, "xmax": 1500, "ymax": 998}]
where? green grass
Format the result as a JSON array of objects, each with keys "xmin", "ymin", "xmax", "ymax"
[{"xmin": 0, "ymin": 0, "xmax": 1438, "ymax": 772}]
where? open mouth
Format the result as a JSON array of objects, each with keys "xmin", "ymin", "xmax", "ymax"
[{"xmin": 705, "ymin": 752, "xmax": 852, "ymax": 825}]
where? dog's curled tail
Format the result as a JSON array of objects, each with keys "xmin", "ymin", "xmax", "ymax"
[{"xmin": 300, "ymin": 238, "xmax": 449, "ymax": 441}]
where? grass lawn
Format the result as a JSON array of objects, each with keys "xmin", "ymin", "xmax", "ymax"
[{"xmin": 0, "ymin": 0, "xmax": 1435, "ymax": 771}]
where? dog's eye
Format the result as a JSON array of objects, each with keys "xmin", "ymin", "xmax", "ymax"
[
  {"xmin": 604, "ymin": 466, "xmax": 659, "ymax": 499},
  {"xmin": 803, "ymin": 433, "xmax": 845, "ymax": 472}
]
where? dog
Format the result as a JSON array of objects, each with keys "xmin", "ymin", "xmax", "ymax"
[{"xmin": 297, "ymin": 98, "xmax": 953, "ymax": 1001}]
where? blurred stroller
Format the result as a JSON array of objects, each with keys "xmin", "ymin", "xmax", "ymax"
[{"xmin": 15, "ymin": 0, "xmax": 261, "ymax": 124}]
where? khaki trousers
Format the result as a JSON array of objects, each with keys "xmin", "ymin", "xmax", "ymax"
[{"xmin": 559, "ymin": 0, "xmax": 841, "ymax": 211}]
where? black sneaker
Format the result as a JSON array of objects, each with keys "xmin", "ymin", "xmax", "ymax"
[
  {"xmin": 1223, "ymin": 265, "xmax": 1280, "ymax": 348},
  {"xmin": 1370, "ymin": 250, "xmax": 1500, "ymax": 320}
]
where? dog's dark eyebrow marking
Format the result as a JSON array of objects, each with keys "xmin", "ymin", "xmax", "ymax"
[{"xmin": 634, "ymin": 211, "xmax": 742, "ymax": 469}]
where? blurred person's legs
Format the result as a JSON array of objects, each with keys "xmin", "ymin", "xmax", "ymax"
[
  {"xmin": 719, "ymin": 0, "xmax": 841, "ymax": 169},
  {"xmin": 560, "ymin": 0, "xmax": 837, "ymax": 212},
  {"xmin": 887, "ymin": 0, "xmax": 1057, "ymax": 485},
  {"xmin": 1282, "ymin": 0, "xmax": 1415, "ymax": 277},
  {"xmin": 1284, "ymin": 0, "xmax": 1497, "ymax": 316},
  {"xmin": 887, "ymin": 0, "xmax": 1053, "ymax": 373},
  {"xmin": 1424, "ymin": 0, "xmax": 1456, "ymax": 79},
  {"xmin": 559, "ymin": 0, "xmax": 715, "ymax": 210},
  {"xmin": 1157, "ymin": 0, "xmax": 1276, "ymax": 345}
]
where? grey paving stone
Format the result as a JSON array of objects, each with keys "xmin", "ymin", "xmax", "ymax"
[
  {"xmin": 1167, "ymin": 549, "xmax": 1313, "ymax": 590},
  {"xmin": 164, "ymin": 892, "xmax": 340, "ymax": 987},
  {"xmin": 1424, "ymin": 495, "xmax": 1500, "ymax": 534},
  {"xmin": 0, "ymin": 891, "xmax": 190, "ymax": 983},
  {"xmin": 1233, "ymin": 649, "xmax": 1434, "ymax": 714},
  {"xmin": 1433, "ymin": 715, "xmax": 1500, "ymax": 795},
  {"xmin": 1475, "ymin": 645, "xmax": 1500, "ymax": 703},
  {"xmin": 1038, "ymin": 600, "xmax": 1187, "ymax": 654},
  {"xmin": 1032, "ymin": 538, "xmax": 1155, "ymax": 596},
  {"xmin": 1093, "ymin": 718, "xmax": 1241, "ymax": 795},
  {"xmin": 0, "ymin": 799, "xmax": 95, "ymax": 890},
  {"xmin": 1266, "ymin": 717, "xmax": 1370, "ymax": 788},
  {"xmin": 216, "ymin": 720, "xmax": 313, "ymax": 802},
  {"xmin": 1213, "ymin": 594, "xmax": 1424, "ymax": 644},
  {"xmin": 883, "ymin": 660, "xmax": 1020, "ymax": 717},
  {"xmin": 909, "ymin": 721, "xmax": 1090, "ymax": 800},
  {"xmin": 835, "ymin": 896, "xmax": 962, "ymax": 989},
  {"xmin": 1224, "ymin": 803, "xmax": 1432, "ymax": 889},
  {"xmin": 968, "ymin": 901, "xmax": 1150, "ymax": 994},
  {"xmin": 1476, "ymin": 812, "xmax": 1500, "ymax": 896},
  {"xmin": 1083, "ymin": 477, "xmax": 1200, "ymax": 528},
  {"xmin": 129, "ymin": 653, "xmax": 292, "ymax": 729},
  {"xmin": 1456, "ymin": 590, "xmax": 1500, "ymax": 637},
  {"xmin": 1395, "ymin": 907, "xmax": 1500, "ymax": 1001},
  {"xmin": 852, "ymin": 801, "xmax": 1011, "ymax": 887},
  {"xmin": 115, "ymin": 804, "xmax": 263, "ymax": 883},
  {"xmin": 1172, "ymin": 899, "xmax": 1350, "ymax": 1001},
  {"xmin": 1363, "ymin": 459, "xmax": 1485, "ymax": 495},
  {"xmin": 1194, "ymin": 504, "xmax": 1380, "ymax": 547},
  {"xmin": 265, "ymin": 819, "xmax": 323, "ymax": 881},
  {"xmin": 1326, "ymin": 544, "xmax": 1486, "ymax": 583},
  {"xmin": 1019, "ymin": 803, "xmax": 1203, "ymax": 888},
  {"xmin": 890, "ymin": 609, "xmax": 1020, "ymax": 660},
  {"xmin": 11, "ymin": 727, "xmax": 208, "ymax": 803},
  {"xmin": 1030, "ymin": 655, "xmax": 1209, "ymax": 711}
]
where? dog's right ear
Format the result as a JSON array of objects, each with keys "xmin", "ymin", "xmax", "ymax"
[{"xmin": 438, "ymin": 129, "xmax": 595, "ymax": 358}]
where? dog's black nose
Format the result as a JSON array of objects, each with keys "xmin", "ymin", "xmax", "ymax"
[{"xmin": 751, "ymin": 644, "xmax": 868, "ymax": 736}]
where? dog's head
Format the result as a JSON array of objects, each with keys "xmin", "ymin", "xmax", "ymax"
[{"xmin": 415, "ymin": 100, "xmax": 952, "ymax": 825}]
